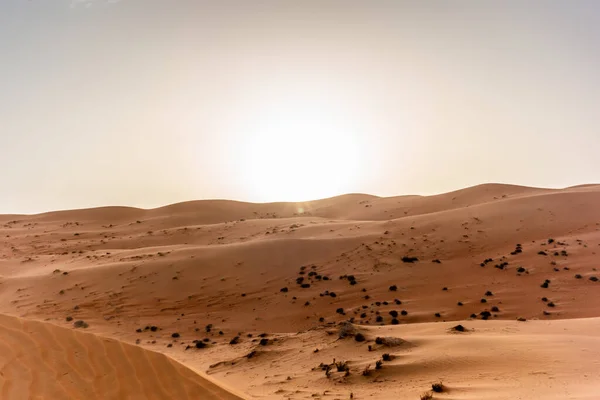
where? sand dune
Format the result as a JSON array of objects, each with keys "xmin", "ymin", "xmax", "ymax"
[
  {"xmin": 0, "ymin": 313, "xmax": 241, "ymax": 400},
  {"xmin": 1, "ymin": 183, "xmax": 600, "ymax": 399}
]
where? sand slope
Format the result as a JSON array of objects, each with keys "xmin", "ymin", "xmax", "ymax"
[
  {"xmin": 1, "ymin": 183, "xmax": 600, "ymax": 399},
  {"xmin": 205, "ymin": 318, "xmax": 600, "ymax": 399},
  {"xmin": 0, "ymin": 314, "xmax": 241, "ymax": 400}
]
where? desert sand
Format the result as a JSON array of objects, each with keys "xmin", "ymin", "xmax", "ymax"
[{"xmin": 1, "ymin": 183, "xmax": 600, "ymax": 399}]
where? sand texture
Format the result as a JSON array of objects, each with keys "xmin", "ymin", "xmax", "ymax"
[{"xmin": 1, "ymin": 183, "xmax": 600, "ymax": 399}]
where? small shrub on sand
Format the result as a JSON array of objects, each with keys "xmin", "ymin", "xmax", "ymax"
[
  {"xmin": 420, "ymin": 392, "xmax": 433, "ymax": 400},
  {"xmin": 402, "ymin": 256, "xmax": 419, "ymax": 263},
  {"xmin": 354, "ymin": 333, "xmax": 366, "ymax": 342},
  {"xmin": 431, "ymin": 382, "xmax": 444, "ymax": 393},
  {"xmin": 361, "ymin": 365, "xmax": 371, "ymax": 376},
  {"xmin": 382, "ymin": 353, "xmax": 392, "ymax": 361},
  {"xmin": 335, "ymin": 360, "xmax": 348, "ymax": 372},
  {"xmin": 73, "ymin": 320, "xmax": 88, "ymax": 329}
]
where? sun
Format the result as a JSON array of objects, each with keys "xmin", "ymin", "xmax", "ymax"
[{"xmin": 236, "ymin": 99, "xmax": 365, "ymax": 202}]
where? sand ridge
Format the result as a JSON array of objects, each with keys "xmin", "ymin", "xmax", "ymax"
[
  {"xmin": 1, "ymin": 183, "xmax": 600, "ymax": 399},
  {"xmin": 0, "ymin": 313, "xmax": 242, "ymax": 399}
]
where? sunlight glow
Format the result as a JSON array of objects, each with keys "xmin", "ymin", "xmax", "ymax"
[{"xmin": 237, "ymin": 98, "xmax": 364, "ymax": 202}]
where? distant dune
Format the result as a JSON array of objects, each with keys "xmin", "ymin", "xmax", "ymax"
[{"xmin": 1, "ymin": 183, "xmax": 600, "ymax": 399}]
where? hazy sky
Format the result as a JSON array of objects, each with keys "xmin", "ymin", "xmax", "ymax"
[{"xmin": 1, "ymin": 1, "xmax": 599, "ymax": 213}]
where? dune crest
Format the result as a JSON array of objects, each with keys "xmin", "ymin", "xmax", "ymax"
[{"xmin": 2, "ymin": 183, "xmax": 600, "ymax": 399}]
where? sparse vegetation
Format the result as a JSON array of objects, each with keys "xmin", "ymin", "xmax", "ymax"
[
  {"xmin": 541, "ymin": 279, "xmax": 550, "ymax": 288},
  {"xmin": 431, "ymin": 382, "xmax": 444, "ymax": 393},
  {"xmin": 335, "ymin": 360, "xmax": 348, "ymax": 372},
  {"xmin": 73, "ymin": 320, "xmax": 88, "ymax": 329},
  {"xmin": 402, "ymin": 256, "xmax": 419, "ymax": 263}
]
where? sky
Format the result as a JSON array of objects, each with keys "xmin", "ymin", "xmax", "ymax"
[{"xmin": 1, "ymin": 0, "xmax": 599, "ymax": 214}]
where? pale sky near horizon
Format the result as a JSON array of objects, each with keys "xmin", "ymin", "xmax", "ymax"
[{"xmin": 1, "ymin": 1, "xmax": 599, "ymax": 214}]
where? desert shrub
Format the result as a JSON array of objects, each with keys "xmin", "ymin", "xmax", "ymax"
[
  {"xmin": 402, "ymin": 256, "xmax": 419, "ymax": 263},
  {"xmin": 401, "ymin": 310, "xmax": 408, "ymax": 316},
  {"xmin": 171, "ymin": 333, "xmax": 180, "ymax": 338},
  {"xmin": 431, "ymin": 382, "xmax": 444, "ymax": 393},
  {"xmin": 375, "ymin": 360, "xmax": 383, "ymax": 369},
  {"xmin": 389, "ymin": 310, "xmax": 399, "ymax": 318},
  {"xmin": 354, "ymin": 333, "xmax": 366, "ymax": 342},
  {"xmin": 335, "ymin": 361, "xmax": 348, "ymax": 372},
  {"xmin": 361, "ymin": 365, "xmax": 371, "ymax": 376},
  {"xmin": 389, "ymin": 285, "xmax": 397, "ymax": 291},
  {"xmin": 73, "ymin": 320, "xmax": 88, "ymax": 329},
  {"xmin": 452, "ymin": 324, "xmax": 466, "ymax": 332},
  {"xmin": 382, "ymin": 353, "xmax": 392, "ymax": 361}
]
